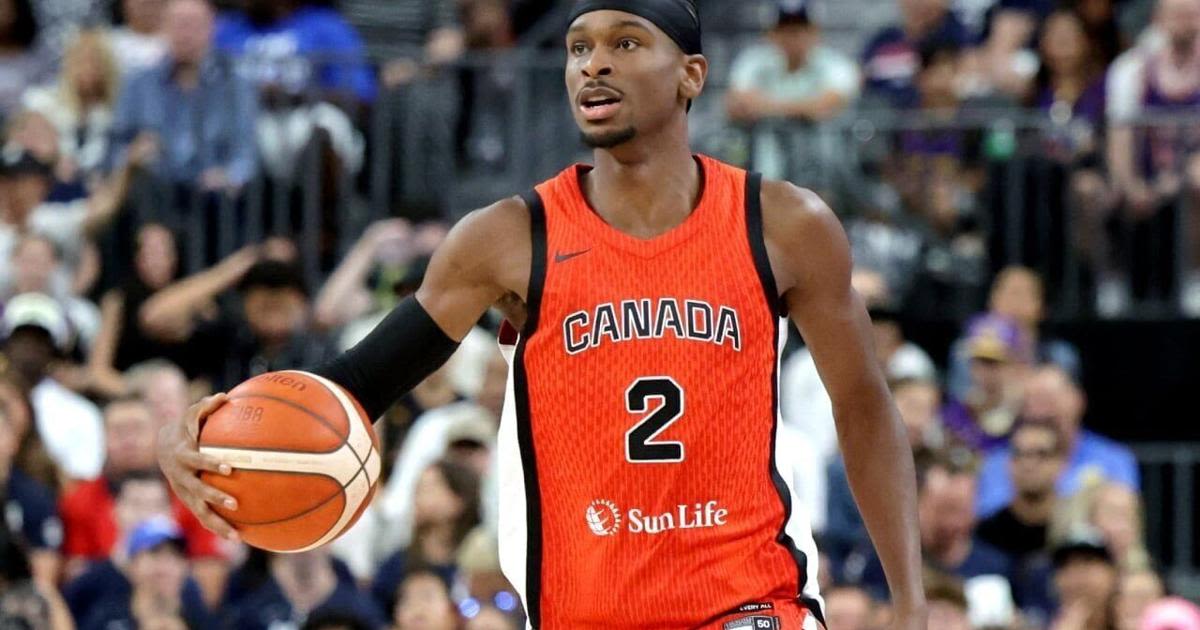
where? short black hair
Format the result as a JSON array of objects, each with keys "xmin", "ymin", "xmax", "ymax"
[
  {"xmin": 918, "ymin": 38, "xmax": 962, "ymax": 72},
  {"xmin": 914, "ymin": 447, "xmax": 976, "ymax": 493},
  {"xmin": 1053, "ymin": 540, "xmax": 1115, "ymax": 570},
  {"xmin": 238, "ymin": 260, "xmax": 309, "ymax": 297},
  {"xmin": 300, "ymin": 611, "xmax": 375, "ymax": 630},
  {"xmin": 1, "ymin": 0, "xmax": 39, "ymax": 50}
]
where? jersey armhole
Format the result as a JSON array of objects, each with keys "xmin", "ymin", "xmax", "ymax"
[
  {"xmin": 743, "ymin": 172, "xmax": 788, "ymax": 318},
  {"xmin": 518, "ymin": 189, "xmax": 548, "ymax": 336}
]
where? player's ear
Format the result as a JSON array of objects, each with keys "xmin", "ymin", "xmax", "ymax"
[{"xmin": 679, "ymin": 53, "xmax": 707, "ymax": 102}]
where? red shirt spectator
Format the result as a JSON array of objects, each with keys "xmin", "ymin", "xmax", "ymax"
[{"xmin": 59, "ymin": 477, "xmax": 224, "ymax": 560}]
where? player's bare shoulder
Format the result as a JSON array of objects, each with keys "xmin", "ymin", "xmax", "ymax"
[
  {"xmin": 419, "ymin": 195, "xmax": 535, "ymax": 331},
  {"xmin": 758, "ymin": 179, "xmax": 853, "ymax": 297}
]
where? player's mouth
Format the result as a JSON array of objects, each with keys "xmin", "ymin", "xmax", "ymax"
[{"xmin": 579, "ymin": 87, "xmax": 624, "ymax": 122}]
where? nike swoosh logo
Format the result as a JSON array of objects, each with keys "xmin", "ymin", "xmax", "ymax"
[{"xmin": 554, "ymin": 249, "xmax": 591, "ymax": 263}]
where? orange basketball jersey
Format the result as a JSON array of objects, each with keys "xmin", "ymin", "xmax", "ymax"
[{"xmin": 496, "ymin": 155, "xmax": 825, "ymax": 629}]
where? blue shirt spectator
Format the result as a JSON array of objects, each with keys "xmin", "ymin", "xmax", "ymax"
[
  {"xmin": 861, "ymin": 4, "xmax": 972, "ymax": 107},
  {"xmin": 948, "ymin": 267, "xmax": 1082, "ymax": 401},
  {"xmin": 109, "ymin": 0, "xmax": 259, "ymax": 189},
  {"xmin": 976, "ymin": 365, "xmax": 1139, "ymax": 517},
  {"xmin": 227, "ymin": 552, "xmax": 387, "ymax": 630},
  {"xmin": 63, "ymin": 559, "xmax": 212, "ymax": 630},
  {"xmin": 977, "ymin": 429, "xmax": 1139, "ymax": 518},
  {"xmin": 214, "ymin": 5, "xmax": 377, "ymax": 103}
]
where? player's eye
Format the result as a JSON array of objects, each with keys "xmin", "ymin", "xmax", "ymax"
[
  {"xmin": 617, "ymin": 38, "xmax": 640, "ymax": 51},
  {"xmin": 570, "ymin": 42, "xmax": 589, "ymax": 56}
]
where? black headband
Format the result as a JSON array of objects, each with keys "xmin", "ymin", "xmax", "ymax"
[{"xmin": 567, "ymin": 0, "xmax": 703, "ymax": 55}]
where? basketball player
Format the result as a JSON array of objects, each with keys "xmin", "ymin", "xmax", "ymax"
[{"xmin": 159, "ymin": 1, "xmax": 926, "ymax": 627}]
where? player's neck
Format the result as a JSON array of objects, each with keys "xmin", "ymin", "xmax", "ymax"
[{"xmin": 587, "ymin": 129, "xmax": 701, "ymax": 239}]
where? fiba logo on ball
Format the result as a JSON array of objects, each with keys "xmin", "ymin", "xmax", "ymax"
[{"xmin": 586, "ymin": 499, "xmax": 621, "ymax": 536}]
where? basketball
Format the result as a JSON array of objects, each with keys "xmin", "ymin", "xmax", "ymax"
[{"xmin": 197, "ymin": 370, "xmax": 381, "ymax": 553}]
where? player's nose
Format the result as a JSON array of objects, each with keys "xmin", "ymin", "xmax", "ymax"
[{"xmin": 581, "ymin": 49, "xmax": 614, "ymax": 78}]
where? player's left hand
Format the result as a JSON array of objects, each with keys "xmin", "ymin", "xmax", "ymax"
[{"xmin": 157, "ymin": 393, "xmax": 240, "ymax": 540}]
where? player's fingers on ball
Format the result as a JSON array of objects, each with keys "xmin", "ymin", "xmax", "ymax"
[
  {"xmin": 194, "ymin": 503, "xmax": 238, "ymax": 540},
  {"xmin": 186, "ymin": 393, "xmax": 228, "ymax": 441},
  {"xmin": 179, "ymin": 450, "xmax": 233, "ymax": 476},
  {"xmin": 182, "ymin": 474, "xmax": 238, "ymax": 512}
]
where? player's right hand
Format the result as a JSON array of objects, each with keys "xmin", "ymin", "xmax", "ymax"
[{"xmin": 157, "ymin": 393, "xmax": 240, "ymax": 541}]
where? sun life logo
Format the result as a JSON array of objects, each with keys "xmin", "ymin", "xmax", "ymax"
[{"xmin": 586, "ymin": 499, "xmax": 621, "ymax": 536}]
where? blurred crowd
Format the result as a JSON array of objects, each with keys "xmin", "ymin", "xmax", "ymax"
[
  {"xmin": 0, "ymin": 0, "xmax": 1196, "ymax": 629},
  {"xmin": 722, "ymin": 0, "xmax": 1200, "ymax": 320}
]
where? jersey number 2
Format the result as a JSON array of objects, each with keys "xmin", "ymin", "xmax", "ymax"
[{"xmin": 625, "ymin": 377, "xmax": 685, "ymax": 463}]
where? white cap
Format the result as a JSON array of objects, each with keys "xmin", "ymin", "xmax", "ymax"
[{"xmin": 2, "ymin": 292, "xmax": 70, "ymax": 351}]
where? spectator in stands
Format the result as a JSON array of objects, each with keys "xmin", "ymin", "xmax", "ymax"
[
  {"xmin": 110, "ymin": 0, "xmax": 259, "ymax": 194},
  {"xmin": 456, "ymin": 0, "xmax": 517, "ymax": 172},
  {"xmin": 377, "ymin": 347, "xmax": 501, "ymax": 550},
  {"xmin": 58, "ymin": 397, "xmax": 227, "ymax": 598},
  {"xmin": 140, "ymin": 252, "xmax": 337, "ymax": 391},
  {"xmin": 1050, "ymin": 536, "xmax": 1119, "ymax": 630},
  {"xmin": 353, "ymin": 0, "xmax": 462, "ymax": 85},
  {"xmin": 215, "ymin": 0, "xmax": 376, "ymax": 104},
  {"xmin": 861, "ymin": 0, "xmax": 971, "ymax": 107},
  {"xmin": 124, "ymin": 359, "xmax": 191, "ymax": 430},
  {"xmin": 87, "ymin": 223, "xmax": 185, "ymax": 397},
  {"xmin": 80, "ymin": 516, "xmax": 205, "ymax": 630},
  {"xmin": 941, "ymin": 315, "xmax": 1029, "ymax": 454},
  {"xmin": 62, "ymin": 471, "xmax": 211, "ymax": 628},
  {"xmin": 1031, "ymin": 10, "xmax": 1119, "ymax": 271},
  {"xmin": 314, "ymin": 218, "xmax": 421, "ymax": 334},
  {"xmin": 3, "ymin": 108, "xmax": 91, "ymax": 204},
  {"xmin": 372, "ymin": 460, "xmax": 481, "ymax": 614},
  {"xmin": 725, "ymin": 1, "xmax": 860, "ymax": 181},
  {"xmin": 112, "ymin": 0, "xmax": 169, "ymax": 75},
  {"xmin": 976, "ymin": 364, "xmax": 1140, "ymax": 517},
  {"xmin": 1034, "ymin": 10, "xmax": 1108, "ymax": 144},
  {"xmin": 916, "ymin": 455, "xmax": 1012, "ymax": 586},
  {"xmin": 348, "ymin": 0, "xmax": 461, "ymax": 220},
  {"xmin": 976, "ymin": 421, "xmax": 1065, "ymax": 560},
  {"xmin": 891, "ymin": 41, "xmax": 989, "ymax": 317},
  {"xmin": 214, "ymin": 0, "xmax": 369, "ymax": 188},
  {"xmin": 0, "ymin": 402, "xmax": 60, "ymax": 587},
  {"xmin": 970, "ymin": 0, "xmax": 1055, "ymax": 99},
  {"xmin": 454, "ymin": 527, "xmax": 518, "ymax": 621},
  {"xmin": 229, "ymin": 547, "xmax": 386, "ymax": 630},
  {"xmin": 6, "ymin": 235, "xmax": 102, "ymax": 352},
  {"xmin": 824, "ymin": 584, "xmax": 874, "ymax": 630},
  {"xmin": 949, "ymin": 267, "xmax": 1082, "ymax": 399},
  {"xmin": 849, "ymin": 453, "xmax": 1013, "ymax": 602},
  {"xmin": 0, "ymin": 0, "xmax": 52, "ymax": 121},
  {"xmin": 22, "ymin": 29, "xmax": 122, "ymax": 183},
  {"xmin": 1, "ymin": 293, "xmax": 105, "ymax": 481},
  {"xmin": 976, "ymin": 420, "xmax": 1066, "ymax": 620},
  {"xmin": 0, "ymin": 371, "xmax": 57, "ymax": 491},
  {"xmin": 391, "ymin": 566, "xmax": 459, "ymax": 630},
  {"xmin": 925, "ymin": 570, "xmax": 972, "ymax": 630},
  {"xmin": 1105, "ymin": 0, "xmax": 1200, "ymax": 316},
  {"xmin": 1086, "ymin": 482, "xmax": 1150, "ymax": 570},
  {"xmin": 1115, "ymin": 568, "xmax": 1166, "ymax": 630},
  {"xmin": 0, "ymin": 143, "xmax": 148, "ymax": 298}
]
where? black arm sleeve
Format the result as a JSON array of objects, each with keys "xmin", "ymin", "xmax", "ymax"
[{"xmin": 311, "ymin": 297, "xmax": 461, "ymax": 419}]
